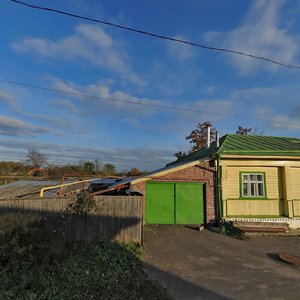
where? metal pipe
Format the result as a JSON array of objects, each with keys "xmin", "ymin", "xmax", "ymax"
[
  {"xmin": 206, "ymin": 126, "xmax": 211, "ymax": 149},
  {"xmin": 216, "ymin": 131, "xmax": 220, "ymax": 148},
  {"xmin": 216, "ymin": 155, "xmax": 223, "ymax": 219},
  {"xmin": 39, "ymin": 177, "xmax": 104, "ymax": 198},
  {"xmin": 60, "ymin": 173, "xmax": 80, "ymax": 195}
]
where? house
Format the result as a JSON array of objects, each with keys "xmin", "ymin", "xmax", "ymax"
[{"xmin": 130, "ymin": 134, "xmax": 300, "ymax": 226}]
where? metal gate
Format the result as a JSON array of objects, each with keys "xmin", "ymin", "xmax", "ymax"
[{"xmin": 146, "ymin": 182, "xmax": 204, "ymax": 224}]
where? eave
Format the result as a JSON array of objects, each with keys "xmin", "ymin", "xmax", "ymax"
[{"xmin": 131, "ymin": 157, "xmax": 210, "ymax": 185}]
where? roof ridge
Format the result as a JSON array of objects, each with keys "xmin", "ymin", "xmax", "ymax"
[
  {"xmin": 217, "ymin": 134, "xmax": 229, "ymax": 154},
  {"xmin": 225, "ymin": 133, "xmax": 300, "ymax": 140},
  {"xmin": 166, "ymin": 133, "xmax": 300, "ymax": 167}
]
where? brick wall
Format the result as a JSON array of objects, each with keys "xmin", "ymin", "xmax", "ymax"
[{"xmin": 131, "ymin": 163, "xmax": 216, "ymax": 223}]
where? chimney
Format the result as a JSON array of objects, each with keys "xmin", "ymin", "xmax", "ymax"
[
  {"xmin": 206, "ymin": 125, "xmax": 211, "ymax": 149},
  {"xmin": 216, "ymin": 131, "xmax": 220, "ymax": 148}
]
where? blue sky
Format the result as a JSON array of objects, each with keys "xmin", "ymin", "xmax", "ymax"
[{"xmin": 1, "ymin": 0, "xmax": 300, "ymax": 171}]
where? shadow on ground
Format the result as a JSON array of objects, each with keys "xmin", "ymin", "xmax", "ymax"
[
  {"xmin": 144, "ymin": 263, "xmax": 231, "ymax": 300},
  {"xmin": 142, "ymin": 225, "xmax": 300, "ymax": 300}
]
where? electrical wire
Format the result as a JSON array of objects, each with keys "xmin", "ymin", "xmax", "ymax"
[
  {"xmin": 1, "ymin": 78, "xmax": 300, "ymax": 129},
  {"xmin": 8, "ymin": 0, "xmax": 300, "ymax": 70}
]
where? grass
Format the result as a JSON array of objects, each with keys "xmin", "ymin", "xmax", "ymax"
[{"xmin": 0, "ymin": 211, "xmax": 171, "ymax": 300}]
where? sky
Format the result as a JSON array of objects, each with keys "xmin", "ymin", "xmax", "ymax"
[{"xmin": 1, "ymin": 0, "xmax": 300, "ymax": 171}]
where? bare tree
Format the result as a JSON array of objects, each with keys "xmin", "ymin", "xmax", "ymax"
[
  {"xmin": 236, "ymin": 125, "xmax": 265, "ymax": 135},
  {"xmin": 121, "ymin": 169, "xmax": 128, "ymax": 176},
  {"xmin": 236, "ymin": 126, "xmax": 252, "ymax": 135},
  {"xmin": 26, "ymin": 147, "xmax": 48, "ymax": 168},
  {"xmin": 252, "ymin": 124, "xmax": 265, "ymax": 135},
  {"xmin": 94, "ymin": 159, "xmax": 102, "ymax": 173},
  {"xmin": 174, "ymin": 151, "xmax": 187, "ymax": 160}
]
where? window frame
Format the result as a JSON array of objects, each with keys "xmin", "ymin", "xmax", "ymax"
[{"xmin": 239, "ymin": 172, "xmax": 267, "ymax": 200}]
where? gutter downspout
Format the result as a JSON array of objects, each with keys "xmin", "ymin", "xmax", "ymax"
[{"xmin": 216, "ymin": 154, "xmax": 223, "ymax": 219}]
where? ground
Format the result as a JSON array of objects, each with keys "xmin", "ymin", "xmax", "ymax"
[{"xmin": 142, "ymin": 225, "xmax": 300, "ymax": 300}]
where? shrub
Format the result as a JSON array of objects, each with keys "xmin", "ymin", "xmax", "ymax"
[{"xmin": 66, "ymin": 191, "xmax": 96, "ymax": 215}]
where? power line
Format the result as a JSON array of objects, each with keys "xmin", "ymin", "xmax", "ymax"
[
  {"xmin": 8, "ymin": 0, "xmax": 300, "ymax": 70},
  {"xmin": 1, "ymin": 78, "xmax": 300, "ymax": 129}
]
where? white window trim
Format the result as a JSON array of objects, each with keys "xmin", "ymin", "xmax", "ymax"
[{"xmin": 241, "ymin": 173, "xmax": 265, "ymax": 198}]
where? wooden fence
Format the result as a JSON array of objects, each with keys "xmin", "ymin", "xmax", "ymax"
[{"xmin": 0, "ymin": 196, "xmax": 143, "ymax": 244}]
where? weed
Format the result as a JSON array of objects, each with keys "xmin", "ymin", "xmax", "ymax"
[
  {"xmin": 0, "ymin": 211, "xmax": 171, "ymax": 300},
  {"xmin": 218, "ymin": 220, "xmax": 248, "ymax": 240}
]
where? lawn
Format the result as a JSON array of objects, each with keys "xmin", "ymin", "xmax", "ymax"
[{"xmin": 0, "ymin": 211, "xmax": 171, "ymax": 300}]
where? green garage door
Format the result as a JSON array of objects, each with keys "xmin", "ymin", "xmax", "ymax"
[
  {"xmin": 146, "ymin": 182, "xmax": 204, "ymax": 225},
  {"xmin": 175, "ymin": 182, "xmax": 204, "ymax": 224},
  {"xmin": 146, "ymin": 182, "xmax": 175, "ymax": 224}
]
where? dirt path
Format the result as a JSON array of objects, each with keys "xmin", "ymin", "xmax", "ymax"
[{"xmin": 142, "ymin": 225, "xmax": 300, "ymax": 300}]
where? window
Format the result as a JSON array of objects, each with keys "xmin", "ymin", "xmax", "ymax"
[{"xmin": 241, "ymin": 173, "xmax": 265, "ymax": 198}]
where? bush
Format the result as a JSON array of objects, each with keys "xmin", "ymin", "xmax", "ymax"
[
  {"xmin": 218, "ymin": 220, "xmax": 248, "ymax": 240},
  {"xmin": 66, "ymin": 191, "xmax": 96, "ymax": 215}
]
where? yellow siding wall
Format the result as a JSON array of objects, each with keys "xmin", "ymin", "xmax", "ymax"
[
  {"xmin": 291, "ymin": 168, "xmax": 300, "ymax": 199},
  {"xmin": 223, "ymin": 166, "xmax": 282, "ymax": 200},
  {"xmin": 225, "ymin": 200, "xmax": 283, "ymax": 216},
  {"xmin": 292, "ymin": 200, "xmax": 300, "ymax": 216}
]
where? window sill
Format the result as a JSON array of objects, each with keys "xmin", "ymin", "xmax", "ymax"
[
  {"xmin": 225, "ymin": 197, "xmax": 269, "ymax": 200},
  {"xmin": 239, "ymin": 197, "xmax": 268, "ymax": 200}
]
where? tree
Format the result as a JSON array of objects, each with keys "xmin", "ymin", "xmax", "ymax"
[
  {"xmin": 102, "ymin": 163, "xmax": 116, "ymax": 176},
  {"xmin": 185, "ymin": 121, "xmax": 216, "ymax": 153},
  {"xmin": 174, "ymin": 121, "xmax": 216, "ymax": 160},
  {"xmin": 26, "ymin": 147, "xmax": 48, "ymax": 168},
  {"xmin": 174, "ymin": 151, "xmax": 187, "ymax": 160},
  {"xmin": 82, "ymin": 161, "xmax": 95, "ymax": 174},
  {"xmin": 0, "ymin": 161, "xmax": 27, "ymax": 175},
  {"xmin": 128, "ymin": 168, "xmax": 141, "ymax": 176},
  {"xmin": 236, "ymin": 126, "xmax": 252, "ymax": 135},
  {"xmin": 252, "ymin": 124, "xmax": 265, "ymax": 135},
  {"xmin": 94, "ymin": 159, "xmax": 102, "ymax": 173}
]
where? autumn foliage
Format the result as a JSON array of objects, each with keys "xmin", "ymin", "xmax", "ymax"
[{"xmin": 174, "ymin": 121, "xmax": 216, "ymax": 160}]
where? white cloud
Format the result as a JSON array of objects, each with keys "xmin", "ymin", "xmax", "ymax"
[
  {"xmin": 172, "ymin": 98, "xmax": 234, "ymax": 124},
  {"xmin": 167, "ymin": 35, "xmax": 195, "ymax": 60},
  {"xmin": 193, "ymin": 99, "xmax": 234, "ymax": 126},
  {"xmin": 203, "ymin": 86, "xmax": 216, "ymax": 95},
  {"xmin": 254, "ymin": 107, "xmax": 300, "ymax": 130},
  {"xmin": 22, "ymin": 111, "xmax": 70, "ymax": 128},
  {"xmin": 0, "ymin": 90, "xmax": 15, "ymax": 104},
  {"xmin": 48, "ymin": 77, "xmax": 165, "ymax": 120},
  {"xmin": 12, "ymin": 24, "xmax": 146, "ymax": 86},
  {"xmin": 204, "ymin": 0, "xmax": 299, "ymax": 74},
  {"xmin": 0, "ymin": 89, "xmax": 72, "ymax": 128},
  {"xmin": 289, "ymin": 104, "xmax": 300, "ymax": 120},
  {"xmin": 86, "ymin": 83, "xmax": 164, "ymax": 113},
  {"xmin": 271, "ymin": 115, "xmax": 300, "ymax": 130},
  {"xmin": 195, "ymin": 99, "xmax": 233, "ymax": 114},
  {"xmin": 48, "ymin": 77, "xmax": 81, "ymax": 95},
  {"xmin": 51, "ymin": 99, "xmax": 78, "ymax": 113},
  {"xmin": 0, "ymin": 115, "xmax": 63, "ymax": 137},
  {"xmin": 231, "ymin": 86, "xmax": 281, "ymax": 100}
]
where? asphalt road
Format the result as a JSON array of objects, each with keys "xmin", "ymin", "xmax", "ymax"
[{"xmin": 142, "ymin": 225, "xmax": 300, "ymax": 300}]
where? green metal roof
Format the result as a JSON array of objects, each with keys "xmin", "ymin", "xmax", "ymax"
[
  {"xmin": 167, "ymin": 134, "xmax": 300, "ymax": 166},
  {"xmin": 218, "ymin": 134, "xmax": 300, "ymax": 156}
]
